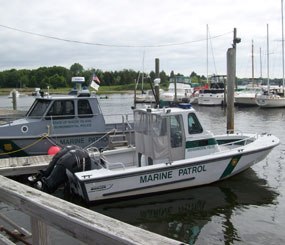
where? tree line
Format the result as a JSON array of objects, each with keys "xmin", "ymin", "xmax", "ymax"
[
  {"xmin": 2, "ymin": 63, "xmax": 283, "ymax": 90},
  {"xmin": 0, "ymin": 63, "xmax": 207, "ymax": 90}
]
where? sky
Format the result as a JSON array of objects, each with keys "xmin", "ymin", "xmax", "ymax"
[{"xmin": 0, "ymin": 0, "xmax": 284, "ymax": 78}]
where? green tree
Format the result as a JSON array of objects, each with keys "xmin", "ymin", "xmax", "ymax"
[
  {"xmin": 5, "ymin": 69, "xmax": 20, "ymax": 87},
  {"xmin": 49, "ymin": 74, "xmax": 66, "ymax": 88},
  {"xmin": 70, "ymin": 63, "xmax": 84, "ymax": 76},
  {"xmin": 159, "ymin": 70, "xmax": 169, "ymax": 87},
  {"xmin": 40, "ymin": 77, "xmax": 50, "ymax": 89}
]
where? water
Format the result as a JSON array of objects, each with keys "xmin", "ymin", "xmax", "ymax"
[{"xmin": 0, "ymin": 94, "xmax": 285, "ymax": 244}]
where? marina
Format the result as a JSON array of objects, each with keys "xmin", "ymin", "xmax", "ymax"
[
  {"xmin": 2, "ymin": 0, "xmax": 285, "ymax": 244},
  {"xmin": 0, "ymin": 93, "xmax": 285, "ymax": 244}
]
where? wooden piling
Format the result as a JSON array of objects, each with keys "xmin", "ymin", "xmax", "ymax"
[
  {"xmin": 12, "ymin": 90, "xmax": 17, "ymax": 111},
  {"xmin": 226, "ymin": 47, "xmax": 235, "ymax": 133},
  {"xmin": 226, "ymin": 28, "xmax": 240, "ymax": 134},
  {"xmin": 155, "ymin": 58, "xmax": 159, "ymax": 78}
]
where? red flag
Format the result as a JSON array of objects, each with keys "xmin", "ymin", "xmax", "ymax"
[{"xmin": 92, "ymin": 73, "xmax": 101, "ymax": 85}]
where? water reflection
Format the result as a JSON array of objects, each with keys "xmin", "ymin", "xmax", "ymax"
[{"xmin": 85, "ymin": 169, "xmax": 277, "ymax": 244}]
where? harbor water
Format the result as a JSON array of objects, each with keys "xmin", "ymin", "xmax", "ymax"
[{"xmin": 0, "ymin": 94, "xmax": 285, "ymax": 245}]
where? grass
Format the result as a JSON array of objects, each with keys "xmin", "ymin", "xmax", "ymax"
[{"xmin": 0, "ymin": 83, "xmax": 168, "ymax": 96}]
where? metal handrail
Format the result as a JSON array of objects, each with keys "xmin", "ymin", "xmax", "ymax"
[{"xmin": 218, "ymin": 135, "xmax": 256, "ymax": 147}]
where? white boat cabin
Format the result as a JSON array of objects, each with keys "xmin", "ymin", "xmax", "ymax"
[{"xmin": 134, "ymin": 105, "xmax": 220, "ymax": 166}]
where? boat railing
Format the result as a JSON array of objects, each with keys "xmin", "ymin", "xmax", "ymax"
[
  {"xmin": 103, "ymin": 112, "xmax": 133, "ymax": 123},
  {"xmin": 219, "ymin": 135, "xmax": 256, "ymax": 148},
  {"xmin": 104, "ymin": 113, "xmax": 134, "ymax": 132}
]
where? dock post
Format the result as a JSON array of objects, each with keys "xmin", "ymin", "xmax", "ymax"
[
  {"xmin": 12, "ymin": 89, "xmax": 17, "ymax": 110},
  {"xmin": 226, "ymin": 28, "xmax": 240, "ymax": 134}
]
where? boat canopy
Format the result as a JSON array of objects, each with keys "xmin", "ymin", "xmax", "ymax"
[
  {"xmin": 134, "ymin": 107, "xmax": 207, "ymax": 164},
  {"xmin": 134, "ymin": 109, "xmax": 171, "ymax": 164}
]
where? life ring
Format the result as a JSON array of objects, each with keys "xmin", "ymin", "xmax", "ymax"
[{"xmin": 21, "ymin": 125, "xmax": 29, "ymax": 133}]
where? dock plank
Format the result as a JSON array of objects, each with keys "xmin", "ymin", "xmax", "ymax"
[
  {"xmin": 0, "ymin": 176, "xmax": 183, "ymax": 245},
  {"xmin": 0, "ymin": 155, "xmax": 52, "ymax": 176}
]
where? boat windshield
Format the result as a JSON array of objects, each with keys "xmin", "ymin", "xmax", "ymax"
[
  {"xmin": 27, "ymin": 99, "xmax": 51, "ymax": 118},
  {"xmin": 188, "ymin": 113, "xmax": 203, "ymax": 134},
  {"xmin": 201, "ymin": 89, "xmax": 224, "ymax": 94}
]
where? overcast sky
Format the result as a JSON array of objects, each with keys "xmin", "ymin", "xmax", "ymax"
[{"xmin": 0, "ymin": 0, "xmax": 284, "ymax": 78}]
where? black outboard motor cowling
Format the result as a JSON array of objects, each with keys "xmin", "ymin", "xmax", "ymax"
[{"xmin": 34, "ymin": 145, "xmax": 91, "ymax": 193}]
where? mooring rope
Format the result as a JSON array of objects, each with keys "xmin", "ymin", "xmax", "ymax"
[{"xmin": 0, "ymin": 133, "xmax": 50, "ymax": 156}]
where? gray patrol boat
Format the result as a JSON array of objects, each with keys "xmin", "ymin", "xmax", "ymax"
[{"xmin": 0, "ymin": 77, "xmax": 133, "ymax": 158}]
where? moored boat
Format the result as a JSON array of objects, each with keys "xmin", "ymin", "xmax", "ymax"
[
  {"xmin": 0, "ymin": 77, "xmax": 133, "ymax": 158},
  {"xmin": 160, "ymin": 81, "xmax": 193, "ymax": 102},
  {"xmin": 31, "ymin": 104, "xmax": 279, "ymax": 202},
  {"xmin": 198, "ymin": 75, "xmax": 226, "ymax": 106},
  {"xmin": 255, "ymin": 89, "xmax": 285, "ymax": 108},
  {"xmin": 256, "ymin": 21, "xmax": 285, "ymax": 108},
  {"xmin": 234, "ymin": 86, "xmax": 262, "ymax": 106}
]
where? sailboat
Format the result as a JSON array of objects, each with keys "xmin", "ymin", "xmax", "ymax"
[
  {"xmin": 256, "ymin": 2, "xmax": 285, "ymax": 108},
  {"xmin": 134, "ymin": 52, "xmax": 158, "ymax": 104},
  {"xmin": 198, "ymin": 25, "xmax": 226, "ymax": 106},
  {"xmin": 235, "ymin": 41, "xmax": 262, "ymax": 106}
]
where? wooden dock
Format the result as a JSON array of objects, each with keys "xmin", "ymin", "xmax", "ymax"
[
  {"xmin": 0, "ymin": 175, "xmax": 183, "ymax": 244},
  {"xmin": 0, "ymin": 155, "xmax": 52, "ymax": 176}
]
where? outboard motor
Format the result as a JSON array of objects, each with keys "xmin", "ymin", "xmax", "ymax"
[{"xmin": 30, "ymin": 145, "xmax": 91, "ymax": 193}]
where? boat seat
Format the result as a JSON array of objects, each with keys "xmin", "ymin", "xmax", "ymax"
[{"xmin": 105, "ymin": 161, "xmax": 126, "ymax": 170}]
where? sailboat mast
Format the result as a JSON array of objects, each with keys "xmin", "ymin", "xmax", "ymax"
[
  {"xmin": 281, "ymin": 0, "xmax": 285, "ymax": 95},
  {"xmin": 267, "ymin": 24, "xmax": 270, "ymax": 91},
  {"xmin": 142, "ymin": 51, "xmax": 145, "ymax": 92},
  {"xmin": 251, "ymin": 40, "xmax": 255, "ymax": 87},
  {"xmin": 259, "ymin": 47, "xmax": 262, "ymax": 82},
  {"xmin": 206, "ymin": 24, "xmax": 209, "ymax": 84}
]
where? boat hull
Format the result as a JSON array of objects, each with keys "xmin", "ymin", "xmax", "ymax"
[
  {"xmin": 235, "ymin": 96, "xmax": 258, "ymax": 106},
  {"xmin": 198, "ymin": 94, "xmax": 224, "ymax": 106},
  {"xmin": 256, "ymin": 96, "xmax": 285, "ymax": 108},
  {"xmin": 71, "ymin": 138, "xmax": 276, "ymax": 202}
]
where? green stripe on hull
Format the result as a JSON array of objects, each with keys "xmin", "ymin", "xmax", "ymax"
[
  {"xmin": 186, "ymin": 138, "xmax": 217, "ymax": 149},
  {"xmin": 220, "ymin": 154, "xmax": 242, "ymax": 179}
]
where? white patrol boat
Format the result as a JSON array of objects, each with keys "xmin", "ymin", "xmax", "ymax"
[
  {"xmin": 0, "ymin": 77, "xmax": 133, "ymax": 158},
  {"xmin": 32, "ymin": 103, "xmax": 279, "ymax": 202}
]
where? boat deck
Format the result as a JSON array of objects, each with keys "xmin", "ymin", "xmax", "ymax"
[{"xmin": 0, "ymin": 155, "xmax": 52, "ymax": 176}]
